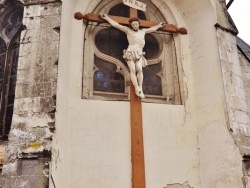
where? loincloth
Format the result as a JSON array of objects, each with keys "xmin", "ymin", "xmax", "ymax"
[{"xmin": 123, "ymin": 50, "xmax": 147, "ymax": 67}]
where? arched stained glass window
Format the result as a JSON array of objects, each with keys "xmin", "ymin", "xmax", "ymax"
[
  {"xmin": 0, "ymin": 0, "xmax": 23, "ymax": 139},
  {"xmin": 83, "ymin": 0, "xmax": 181, "ymax": 103}
]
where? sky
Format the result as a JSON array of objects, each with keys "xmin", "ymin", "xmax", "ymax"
[{"xmin": 226, "ymin": 0, "xmax": 250, "ymax": 44}]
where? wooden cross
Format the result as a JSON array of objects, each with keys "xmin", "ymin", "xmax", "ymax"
[
  {"xmin": 74, "ymin": 6, "xmax": 187, "ymax": 188},
  {"xmin": 74, "ymin": 12, "xmax": 187, "ymax": 34}
]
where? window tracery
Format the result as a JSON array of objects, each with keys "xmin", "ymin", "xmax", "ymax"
[{"xmin": 83, "ymin": 0, "xmax": 181, "ymax": 104}]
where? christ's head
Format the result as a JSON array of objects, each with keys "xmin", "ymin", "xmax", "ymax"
[{"xmin": 128, "ymin": 17, "xmax": 140, "ymax": 31}]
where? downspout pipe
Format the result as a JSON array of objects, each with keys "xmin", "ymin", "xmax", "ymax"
[{"xmin": 227, "ymin": 0, "xmax": 234, "ymax": 9}]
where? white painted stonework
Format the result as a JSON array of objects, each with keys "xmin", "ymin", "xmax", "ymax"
[
  {"xmin": 123, "ymin": 0, "xmax": 147, "ymax": 12},
  {"xmin": 50, "ymin": 0, "xmax": 249, "ymax": 187}
]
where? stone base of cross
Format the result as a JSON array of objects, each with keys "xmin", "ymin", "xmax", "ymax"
[{"xmin": 74, "ymin": 4, "xmax": 187, "ymax": 188}]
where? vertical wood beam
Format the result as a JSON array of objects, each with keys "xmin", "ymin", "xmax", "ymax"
[
  {"xmin": 130, "ymin": 84, "xmax": 146, "ymax": 188},
  {"xmin": 129, "ymin": 7, "xmax": 146, "ymax": 188},
  {"xmin": 130, "ymin": 7, "xmax": 138, "ymax": 18}
]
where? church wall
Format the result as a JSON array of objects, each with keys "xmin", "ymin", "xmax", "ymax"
[
  {"xmin": 167, "ymin": 0, "xmax": 244, "ymax": 187},
  {"xmin": 216, "ymin": 29, "xmax": 250, "ymax": 187},
  {"xmin": 239, "ymin": 51, "xmax": 250, "ymax": 119},
  {"xmin": 2, "ymin": 1, "xmax": 61, "ymax": 187},
  {"xmin": 53, "ymin": 4, "xmax": 133, "ymax": 188},
  {"xmin": 51, "ymin": 0, "xmax": 129, "ymax": 187},
  {"xmin": 49, "ymin": 1, "xmax": 80, "ymax": 187},
  {"xmin": 52, "ymin": 0, "xmax": 197, "ymax": 187},
  {"xmin": 238, "ymin": 50, "xmax": 250, "ymax": 186},
  {"xmin": 142, "ymin": 104, "xmax": 195, "ymax": 187},
  {"xmin": 49, "ymin": 0, "xmax": 248, "ymax": 187},
  {"xmin": 0, "ymin": 0, "xmax": 246, "ymax": 187},
  {"xmin": 60, "ymin": 101, "xmax": 131, "ymax": 188}
]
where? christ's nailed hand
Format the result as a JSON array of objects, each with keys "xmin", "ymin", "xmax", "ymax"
[{"xmin": 99, "ymin": 13, "xmax": 108, "ymax": 20}]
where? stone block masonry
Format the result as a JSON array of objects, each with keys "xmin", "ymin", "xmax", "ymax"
[
  {"xmin": 2, "ymin": 1, "xmax": 61, "ymax": 188},
  {"xmin": 216, "ymin": 28, "xmax": 250, "ymax": 188},
  {"xmin": 19, "ymin": 0, "xmax": 61, "ymax": 5}
]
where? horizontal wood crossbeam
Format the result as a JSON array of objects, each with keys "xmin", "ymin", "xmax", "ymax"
[{"xmin": 74, "ymin": 12, "xmax": 187, "ymax": 34}]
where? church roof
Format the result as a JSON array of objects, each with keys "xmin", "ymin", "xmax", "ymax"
[
  {"xmin": 237, "ymin": 37, "xmax": 250, "ymax": 62},
  {"xmin": 228, "ymin": 14, "xmax": 239, "ymax": 34},
  {"xmin": 227, "ymin": 11, "xmax": 250, "ymax": 63}
]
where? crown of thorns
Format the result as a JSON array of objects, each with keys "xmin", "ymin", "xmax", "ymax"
[{"xmin": 128, "ymin": 17, "xmax": 140, "ymax": 24}]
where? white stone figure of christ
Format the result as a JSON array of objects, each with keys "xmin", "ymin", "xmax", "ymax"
[{"xmin": 99, "ymin": 13, "xmax": 165, "ymax": 99}]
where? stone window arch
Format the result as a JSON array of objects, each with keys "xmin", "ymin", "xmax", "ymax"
[
  {"xmin": 83, "ymin": 0, "xmax": 182, "ymax": 104},
  {"xmin": 0, "ymin": 0, "xmax": 23, "ymax": 139}
]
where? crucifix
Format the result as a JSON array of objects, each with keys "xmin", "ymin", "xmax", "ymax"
[{"xmin": 74, "ymin": 1, "xmax": 187, "ymax": 187}]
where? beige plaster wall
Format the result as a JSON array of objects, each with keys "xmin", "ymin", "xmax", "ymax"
[
  {"xmin": 51, "ymin": 0, "xmax": 244, "ymax": 187},
  {"xmin": 65, "ymin": 100, "xmax": 131, "ymax": 188},
  {"xmin": 142, "ymin": 104, "xmax": 195, "ymax": 187},
  {"xmin": 50, "ymin": 1, "xmax": 78, "ymax": 187},
  {"xmin": 168, "ymin": 0, "xmax": 243, "ymax": 186}
]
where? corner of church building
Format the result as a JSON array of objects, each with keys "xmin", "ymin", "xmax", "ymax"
[
  {"xmin": 0, "ymin": 0, "xmax": 250, "ymax": 187},
  {"xmin": 214, "ymin": 0, "xmax": 250, "ymax": 186}
]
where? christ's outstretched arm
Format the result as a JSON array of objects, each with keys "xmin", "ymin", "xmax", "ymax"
[
  {"xmin": 144, "ymin": 22, "xmax": 165, "ymax": 33},
  {"xmin": 99, "ymin": 13, "xmax": 128, "ymax": 33}
]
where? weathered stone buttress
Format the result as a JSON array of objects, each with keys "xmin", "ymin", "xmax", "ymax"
[{"xmin": 2, "ymin": 0, "xmax": 61, "ymax": 187}]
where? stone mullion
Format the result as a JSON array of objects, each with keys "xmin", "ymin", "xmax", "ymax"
[{"xmin": 2, "ymin": 2, "xmax": 61, "ymax": 188}]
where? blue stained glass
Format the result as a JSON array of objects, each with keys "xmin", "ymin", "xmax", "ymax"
[
  {"xmin": 93, "ymin": 56, "xmax": 125, "ymax": 93},
  {"xmin": 96, "ymin": 72, "xmax": 103, "ymax": 79},
  {"xmin": 103, "ymin": 81, "xmax": 108, "ymax": 88}
]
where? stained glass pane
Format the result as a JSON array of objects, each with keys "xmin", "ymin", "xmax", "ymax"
[
  {"xmin": 0, "ymin": 54, "xmax": 5, "ymax": 79},
  {"xmin": 109, "ymin": 3, "xmax": 129, "ymax": 17},
  {"xmin": 93, "ymin": 3, "xmax": 162, "ymax": 97},
  {"xmin": 7, "ymin": 76, "xmax": 16, "ymax": 104},
  {"xmin": 143, "ymin": 63, "xmax": 162, "ymax": 95},
  {"xmin": 145, "ymin": 34, "xmax": 159, "ymax": 59},
  {"xmin": 6, "ymin": 12, "xmax": 23, "ymax": 39},
  {"xmin": 94, "ymin": 56, "xmax": 125, "ymax": 93},
  {"xmin": 95, "ymin": 29, "xmax": 159, "ymax": 62},
  {"xmin": 5, "ymin": 105, "xmax": 14, "ymax": 134},
  {"xmin": 0, "ymin": 38, "xmax": 6, "ymax": 98},
  {"xmin": 109, "ymin": 3, "xmax": 146, "ymax": 20},
  {"xmin": 0, "ymin": 0, "xmax": 23, "ymax": 42},
  {"xmin": 95, "ymin": 28, "xmax": 128, "ymax": 64},
  {"xmin": 0, "ymin": 80, "xmax": 3, "ymax": 97},
  {"xmin": 10, "ymin": 43, "xmax": 19, "ymax": 76},
  {"xmin": 0, "ymin": 0, "xmax": 23, "ymax": 138},
  {"xmin": 0, "ymin": 37, "xmax": 6, "ymax": 53}
]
